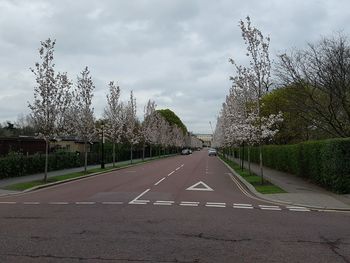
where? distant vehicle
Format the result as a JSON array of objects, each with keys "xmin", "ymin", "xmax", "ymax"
[
  {"xmin": 208, "ymin": 148, "xmax": 217, "ymax": 156},
  {"xmin": 188, "ymin": 149, "xmax": 192, "ymax": 154},
  {"xmin": 181, "ymin": 149, "xmax": 190, "ymax": 155}
]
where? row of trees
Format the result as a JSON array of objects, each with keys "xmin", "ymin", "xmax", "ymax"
[
  {"xmin": 29, "ymin": 39, "xmax": 187, "ymax": 182},
  {"xmin": 214, "ymin": 17, "xmax": 350, "ymax": 182},
  {"xmin": 212, "ymin": 17, "xmax": 283, "ymax": 182}
]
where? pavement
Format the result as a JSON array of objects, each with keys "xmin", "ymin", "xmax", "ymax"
[
  {"xmin": 1, "ymin": 151, "xmax": 350, "ymax": 210},
  {"xmin": 227, "ymin": 156, "xmax": 350, "ymax": 210}
]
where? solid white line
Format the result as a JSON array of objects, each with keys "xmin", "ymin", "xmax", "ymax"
[
  {"xmin": 154, "ymin": 177, "xmax": 166, "ymax": 186},
  {"xmin": 49, "ymin": 202, "xmax": 69, "ymax": 205},
  {"xmin": 75, "ymin": 202, "xmax": 95, "ymax": 205},
  {"xmin": 129, "ymin": 188, "xmax": 151, "ymax": 203},
  {"xmin": 129, "ymin": 202, "xmax": 148, "ymax": 205},
  {"xmin": 286, "ymin": 206, "xmax": 308, "ymax": 209},
  {"xmin": 23, "ymin": 202, "xmax": 40, "ymax": 205},
  {"xmin": 0, "ymin": 201, "xmax": 17, "ymax": 204},
  {"xmin": 234, "ymin": 203, "xmax": 253, "ymax": 206},
  {"xmin": 180, "ymin": 201, "xmax": 200, "ymax": 204},
  {"xmin": 102, "ymin": 202, "xmax": 123, "ymax": 205},
  {"xmin": 154, "ymin": 201, "xmax": 175, "ymax": 203},
  {"xmin": 167, "ymin": 171, "xmax": 175, "ymax": 176}
]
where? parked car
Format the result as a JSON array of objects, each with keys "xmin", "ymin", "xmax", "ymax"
[
  {"xmin": 181, "ymin": 149, "xmax": 190, "ymax": 155},
  {"xmin": 208, "ymin": 148, "xmax": 217, "ymax": 156}
]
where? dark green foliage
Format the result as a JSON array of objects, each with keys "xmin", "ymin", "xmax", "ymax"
[
  {"xmin": 240, "ymin": 138, "xmax": 350, "ymax": 193},
  {"xmin": 157, "ymin": 109, "xmax": 188, "ymax": 134}
]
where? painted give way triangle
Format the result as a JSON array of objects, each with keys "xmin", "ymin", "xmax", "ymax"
[{"xmin": 186, "ymin": 181, "xmax": 214, "ymax": 191}]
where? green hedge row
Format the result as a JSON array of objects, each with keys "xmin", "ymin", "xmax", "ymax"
[
  {"xmin": 233, "ymin": 138, "xmax": 350, "ymax": 194},
  {"xmin": 0, "ymin": 144, "xmax": 179, "ymax": 179}
]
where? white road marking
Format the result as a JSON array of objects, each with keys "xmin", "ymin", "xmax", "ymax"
[
  {"xmin": 154, "ymin": 177, "xmax": 166, "ymax": 186},
  {"xmin": 205, "ymin": 202, "xmax": 226, "ymax": 208},
  {"xmin": 186, "ymin": 181, "xmax": 214, "ymax": 191},
  {"xmin": 102, "ymin": 202, "xmax": 123, "ymax": 205},
  {"xmin": 259, "ymin": 205, "xmax": 282, "ymax": 211},
  {"xmin": 167, "ymin": 171, "xmax": 175, "ymax": 176},
  {"xmin": 233, "ymin": 203, "xmax": 254, "ymax": 209},
  {"xmin": 129, "ymin": 188, "xmax": 151, "ymax": 204},
  {"xmin": 49, "ymin": 202, "xmax": 69, "ymax": 205},
  {"xmin": 287, "ymin": 206, "xmax": 310, "ymax": 212},
  {"xmin": 175, "ymin": 167, "xmax": 181, "ymax": 171},
  {"xmin": 130, "ymin": 201, "xmax": 148, "ymax": 205},
  {"xmin": 153, "ymin": 201, "xmax": 174, "ymax": 206},
  {"xmin": 180, "ymin": 201, "xmax": 199, "ymax": 207},
  {"xmin": 75, "ymin": 202, "xmax": 95, "ymax": 205},
  {"xmin": 23, "ymin": 202, "xmax": 40, "ymax": 205},
  {"xmin": 0, "ymin": 201, "xmax": 17, "ymax": 204}
]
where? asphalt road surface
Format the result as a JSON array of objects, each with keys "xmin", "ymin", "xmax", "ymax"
[{"xmin": 0, "ymin": 149, "xmax": 349, "ymax": 262}]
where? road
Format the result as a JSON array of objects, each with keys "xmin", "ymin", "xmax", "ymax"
[{"xmin": 0, "ymin": 149, "xmax": 349, "ymax": 262}]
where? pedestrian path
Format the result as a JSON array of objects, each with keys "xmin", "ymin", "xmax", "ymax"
[{"xmin": 227, "ymin": 156, "xmax": 350, "ymax": 210}]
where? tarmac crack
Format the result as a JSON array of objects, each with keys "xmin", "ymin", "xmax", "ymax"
[
  {"xmin": 181, "ymin": 232, "xmax": 251, "ymax": 243},
  {"xmin": 282, "ymin": 237, "xmax": 350, "ymax": 263},
  {"xmin": 0, "ymin": 253, "xmax": 197, "ymax": 262}
]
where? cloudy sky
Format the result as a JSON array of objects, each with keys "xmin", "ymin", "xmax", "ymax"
[{"xmin": 0, "ymin": 0, "xmax": 349, "ymax": 133}]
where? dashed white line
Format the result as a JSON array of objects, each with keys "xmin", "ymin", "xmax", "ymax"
[
  {"xmin": 287, "ymin": 206, "xmax": 310, "ymax": 212},
  {"xmin": 167, "ymin": 171, "xmax": 175, "ymax": 176},
  {"xmin": 102, "ymin": 201, "xmax": 123, "ymax": 205},
  {"xmin": 23, "ymin": 202, "xmax": 40, "ymax": 205},
  {"xmin": 259, "ymin": 205, "xmax": 282, "ymax": 211},
  {"xmin": 153, "ymin": 201, "xmax": 174, "ymax": 206},
  {"xmin": 154, "ymin": 177, "xmax": 166, "ymax": 186},
  {"xmin": 0, "ymin": 201, "xmax": 17, "ymax": 204},
  {"xmin": 75, "ymin": 202, "xmax": 95, "ymax": 205},
  {"xmin": 233, "ymin": 204, "xmax": 254, "ymax": 209},
  {"xmin": 130, "ymin": 201, "xmax": 149, "ymax": 205},
  {"xmin": 49, "ymin": 202, "xmax": 69, "ymax": 205},
  {"xmin": 180, "ymin": 201, "xmax": 199, "ymax": 207},
  {"xmin": 205, "ymin": 202, "xmax": 226, "ymax": 208}
]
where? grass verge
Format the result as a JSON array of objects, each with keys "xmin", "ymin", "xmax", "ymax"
[
  {"xmin": 4, "ymin": 155, "xmax": 173, "ymax": 191},
  {"xmin": 220, "ymin": 155, "xmax": 286, "ymax": 194}
]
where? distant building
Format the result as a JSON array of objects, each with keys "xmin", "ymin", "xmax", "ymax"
[
  {"xmin": 0, "ymin": 136, "xmax": 45, "ymax": 156},
  {"xmin": 194, "ymin": 134, "xmax": 213, "ymax": 147}
]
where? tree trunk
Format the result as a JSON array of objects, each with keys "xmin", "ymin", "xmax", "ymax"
[
  {"xmin": 112, "ymin": 143, "xmax": 116, "ymax": 167},
  {"xmin": 149, "ymin": 145, "xmax": 152, "ymax": 158},
  {"xmin": 44, "ymin": 138, "xmax": 49, "ymax": 183},
  {"xmin": 259, "ymin": 144, "xmax": 264, "ymax": 184},
  {"xmin": 241, "ymin": 143, "xmax": 245, "ymax": 171},
  {"xmin": 142, "ymin": 143, "xmax": 145, "ymax": 161},
  {"xmin": 248, "ymin": 146, "xmax": 251, "ymax": 175},
  {"xmin": 130, "ymin": 144, "xmax": 133, "ymax": 164},
  {"xmin": 84, "ymin": 141, "xmax": 88, "ymax": 173}
]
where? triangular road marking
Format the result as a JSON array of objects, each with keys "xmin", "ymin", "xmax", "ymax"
[{"xmin": 186, "ymin": 181, "xmax": 214, "ymax": 191}]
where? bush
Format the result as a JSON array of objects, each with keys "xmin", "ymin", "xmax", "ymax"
[{"xmin": 237, "ymin": 138, "xmax": 350, "ymax": 194}]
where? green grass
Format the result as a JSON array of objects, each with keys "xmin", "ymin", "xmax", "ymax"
[
  {"xmin": 220, "ymin": 155, "xmax": 286, "ymax": 194},
  {"xmin": 3, "ymin": 156, "xmax": 169, "ymax": 191}
]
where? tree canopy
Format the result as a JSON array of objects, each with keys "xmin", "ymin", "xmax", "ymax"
[{"xmin": 156, "ymin": 109, "xmax": 187, "ymax": 135}]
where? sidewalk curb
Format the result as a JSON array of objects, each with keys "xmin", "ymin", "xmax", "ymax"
[
  {"xmin": 219, "ymin": 157, "xmax": 350, "ymax": 212},
  {"xmin": 0, "ymin": 155, "xmax": 176, "ymax": 197}
]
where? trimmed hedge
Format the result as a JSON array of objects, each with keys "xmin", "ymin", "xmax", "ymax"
[{"xmin": 235, "ymin": 138, "xmax": 350, "ymax": 194}]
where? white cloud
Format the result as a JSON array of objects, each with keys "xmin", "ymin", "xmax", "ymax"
[{"xmin": 1, "ymin": 0, "xmax": 350, "ymax": 132}]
